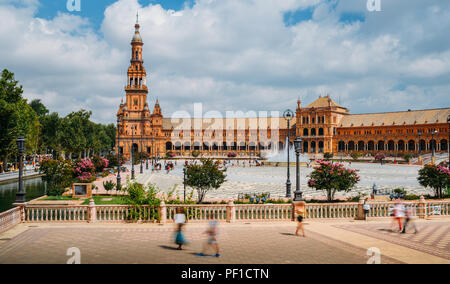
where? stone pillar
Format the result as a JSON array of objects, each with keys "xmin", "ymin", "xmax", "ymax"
[
  {"xmin": 13, "ymin": 202, "xmax": 27, "ymax": 222},
  {"xmin": 355, "ymin": 197, "xmax": 366, "ymax": 220},
  {"xmin": 159, "ymin": 201, "xmax": 167, "ymax": 224},
  {"xmin": 226, "ymin": 201, "xmax": 236, "ymax": 223},
  {"xmin": 88, "ymin": 199, "xmax": 96, "ymax": 223},
  {"xmin": 418, "ymin": 196, "xmax": 426, "ymax": 219}
]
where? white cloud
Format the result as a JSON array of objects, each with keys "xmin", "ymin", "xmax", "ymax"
[{"xmin": 0, "ymin": 0, "xmax": 449, "ymax": 124}]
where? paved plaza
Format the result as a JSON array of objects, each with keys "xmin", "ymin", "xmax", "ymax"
[
  {"xmin": 0, "ymin": 218, "xmax": 449, "ymax": 264},
  {"xmin": 137, "ymin": 162, "xmax": 429, "ymax": 200}
]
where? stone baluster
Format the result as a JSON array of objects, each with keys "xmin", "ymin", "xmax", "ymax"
[
  {"xmin": 159, "ymin": 201, "xmax": 167, "ymax": 224},
  {"xmin": 88, "ymin": 199, "xmax": 97, "ymax": 223}
]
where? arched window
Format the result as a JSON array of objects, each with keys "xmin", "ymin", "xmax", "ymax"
[{"xmin": 318, "ymin": 128, "xmax": 324, "ymax": 136}]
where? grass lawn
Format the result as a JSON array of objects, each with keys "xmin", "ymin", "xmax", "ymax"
[
  {"xmin": 41, "ymin": 196, "xmax": 79, "ymax": 201},
  {"xmin": 81, "ymin": 196, "xmax": 128, "ymax": 205}
]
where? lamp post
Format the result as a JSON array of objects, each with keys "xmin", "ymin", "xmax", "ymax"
[
  {"xmin": 418, "ymin": 131, "xmax": 422, "ymax": 156},
  {"xmin": 183, "ymin": 167, "xmax": 187, "ymax": 202},
  {"xmin": 447, "ymin": 115, "xmax": 450, "ymax": 169},
  {"xmin": 293, "ymin": 137, "xmax": 303, "ymax": 201},
  {"xmin": 140, "ymin": 133, "xmax": 143, "ymax": 174},
  {"xmin": 117, "ymin": 117, "xmax": 121, "ymax": 186},
  {"xmin": 131, "ymin": 125, "xmax": 135, "ymax": 180},
  {"xmin": 146, "ymin": 148, "xmax": 149, "ymax": 170},
  {"xmin": 15, "ymin": 136, "xmax": 26, "ymax": 203},
  {"xmin": 283, "ymin": 109, "xmax": 294, "ymax": 198},
  {"xmin": 151, "ymin": 137, "xmax": 155, "ymax": 166},
  {"xmin": 431, "ymin": 130, "xmax": 438, "ymax": 163}
]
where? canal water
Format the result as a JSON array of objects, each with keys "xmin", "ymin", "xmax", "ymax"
[{"xmin": 0, "ymin": 178, "xmax": 46, "ymax": 213}]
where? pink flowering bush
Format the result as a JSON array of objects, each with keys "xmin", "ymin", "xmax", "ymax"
[
  {"xmin": 92, "ymin": 155, "xmax": 109, "ymax": 173},
  {"xmin": 307, "ymin": 160, "xmax": 360, "ymax": 202},
  {"xmin": 73, "ymin": 158, "xmax": 96, "ymax": 183},
  {"xmin": 418, "ymin": 164, "xmax": 450, "ymax": 198}
]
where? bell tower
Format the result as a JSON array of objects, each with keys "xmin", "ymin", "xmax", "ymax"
[{"xmin": 125, "ymin": 12, "xmax": 148, "ymax": 113}]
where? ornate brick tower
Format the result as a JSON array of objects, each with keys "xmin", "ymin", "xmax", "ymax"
[{"xmin": 117, "ymin": 15, "xmax": 164, "ymax": 160}]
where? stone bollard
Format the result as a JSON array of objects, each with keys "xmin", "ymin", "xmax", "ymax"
[
  {"xmin": 88, "ymin": 199, "xmax": 97, "ymax": 223},
  {"xmin": 226, "ymin": 201, "xmax": 236, "ymax": 223},
  {"xmin": 292, "ymin": 201, "xmax": 306, "ymax": 221},
  {"xmin": 418, "ymin": 196, "xmax": 426, "ymax": 219},
  {"xmin": 159, "ymin": 201, "xmax": 167, "ymax": 224},
  {"xmin": 355, "ymin": 197, "xmax": 366, "ymax": 220}
]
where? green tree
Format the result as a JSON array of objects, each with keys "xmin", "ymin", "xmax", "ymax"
[
  {"xmin": 29, "ymin": 99, "xmax": 49, "ymax": 117},
  {"xmin": 185, "ymin": 159, "xmax": 227, "ymax": 203},
  {"xmin": 0, "ymin": 69, "xmax": 38, "ymax": 171},
  {"xmin": 418, "ymin": 165, "xmax": 450, "ymax": 198},
  {"xmin": 307, "ymin": 160, "xmax": 360, "ymax": 202}
]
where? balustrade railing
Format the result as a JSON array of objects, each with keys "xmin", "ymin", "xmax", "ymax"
[
  {"xmin": 25, "ymin": 205, "xmax": 88, "ymax": 222},
  {"xmin": 306, "ymin": 203, "xmax": 359, "ymax": 219},
  {"xmin": 0, "ymin": 207, "xmax": 22, "ymax": 233},
  {"xmin": 235, "ymin": 204, "xmax": 292, "ymax": 221},
  {"xmin": 166, "ymin": 204, "xmax": 227, "ymax": 222},
  {"xmin": 0, "ymin": 200, "xmax": 448, "ymax": 231}
]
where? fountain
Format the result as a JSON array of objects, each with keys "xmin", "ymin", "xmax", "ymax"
[{"xmin": 261, "ymin": 138, "xmax": 310, "ymax": 166}]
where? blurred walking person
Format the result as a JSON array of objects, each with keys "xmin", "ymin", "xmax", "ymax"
[
  {"xmin": 294, "ymin": 203, "xmax": 307, "ymax": 237},
  {"xmin": 392, "ymin": 200, "xmax": 405, "ymax": 232},
  {"xmin": 401, "ymin": 206, "xmax": 418, "ymax": 234},
  {"xmin": 174, "ymin": 208, "xmax": 187, "ymax": 250},
  {"xmin": 198, "ymin": 220, "xmax": 220, "ymax": 257}
]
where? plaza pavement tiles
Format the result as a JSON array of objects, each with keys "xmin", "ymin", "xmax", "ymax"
[
  {"xmin": 0, "ymin": 219, "xmax": 448, "ymax": 264},
  {"xmin": 333, "ymin": 220, "xmax": 450, "ymax": 260}
]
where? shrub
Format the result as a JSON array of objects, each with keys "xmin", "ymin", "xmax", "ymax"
[
  {"xmin": 403, "ymin": 153, "xmax": 413, "ymax": 163},
  {"xmin": 374, "ymin": 153, "xmax": 386, "ymax": 162},
  {"xmin": 92, "ymin": 155, "xmax": 109, "ymax": 173},
  {"xmin": 46, "ymin": 186, "xmax": 67, "ymax": 197},
  {"xmin": 418, "ymin": 164, "xmax": 450, "ymax": 198},
  {"xmin": 40, "ymin": 159, "xmax": 75, "ymax": 190},
  {"xmin": 227, "ymin": 152, "xmax": 237, "ymax": 158},
  {"xmin": 323, "ymin": 153, "xmax": 334, "ymax": 161},
  {"xmin": 103, "ymin": 181, "xmax": 116, "ymax": 194},
  {"xmin": 350, "ymin": 152, "xmax": 361, "ymax": 161},
  {"xmin": 307, "ymin": 160, "xmax": 360, "ymax": 202},
  {"xmin": 73, "ymin": 158, "xmax": 96, "ymax": 183},
  {"xmin": 191, "ymin": 150, "xmax": 200, "ymax": 158}
]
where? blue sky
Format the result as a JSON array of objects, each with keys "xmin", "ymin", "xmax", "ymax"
[
  {"xmin": 34, "ymin": 0, "xmax": 193, "ymax": 30},
  {"xmin": 1, "ymin": 0, "xmax": 449, "ymax": 124}
]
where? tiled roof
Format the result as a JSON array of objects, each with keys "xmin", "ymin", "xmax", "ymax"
[
  {"xmin": 339, "ymin": 108, "xmax": 450, "ymax": 127},
  {"xmin": 305, "ymin": 96, "xmax": 344, "ymax": 109}
]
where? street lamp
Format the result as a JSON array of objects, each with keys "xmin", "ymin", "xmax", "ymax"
[
  {"xmin": 15, "ymin": 136, "xmax": 26, "ymax": 203},
  {"xmin": 431, "ymin": 130, "xmax": 438, "ymax": 162},
  {"xmin": 131, "ymin": 125, "xmax": 135, "ymax": 180},
  {"xmin": 140, "ymin": 133, "xmax": 143, "ymax": 174},
  {"xmin": 283, "ymin": 109, "xmax": 294, "ymax": 198},
  {"xmin": 183, "ymin": 167, "xmax": 187, "ymax": 202},
  {"xmin": 418, "ymin": 131, "xmax": 422, "ymax": 156},
  {"xmin": 117, "ymin": 117, "xmax": 121, "ymax": 186},
  {"xmin": 447, "ymin": 115, "xmax": 450, "ymax": 169},
  {"xmin": 293, "ymin": 137, "xmax": 303, "ymax": 201}
]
